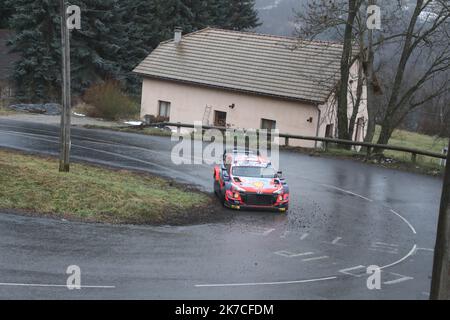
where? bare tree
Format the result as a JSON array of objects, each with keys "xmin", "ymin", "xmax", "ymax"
[
  {"xmin": 336, "ymin": 0, "xmax": 363, "ymax": 141},
  {"xmin": 295, "ymin": 0, "xmax": 379, "ymax": 142},
  {"xmin": 375, "ymin": 0, "xmax": 450, "ymax": 147}
]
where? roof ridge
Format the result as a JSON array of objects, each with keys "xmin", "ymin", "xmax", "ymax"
[
  {"xmin": 202, "ymin": 27, "xmax": 345, "ymax": 46},
  {"xmin": 134, "ymin": 27, "xmax": 354, "ymax": 104},
  {"xmin": 160, "ymin": 27, "xmax": 344, "ymax": 47}
]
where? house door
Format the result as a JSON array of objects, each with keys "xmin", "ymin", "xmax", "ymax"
[
  {"xmin": 354, "ymin": 117, "xmax": 365, "ymax": 142},
  {"xmin": 325, "ymin": 124, "xmax": 334, "ymax": 138},
  {"xmin": 214, "ymin": 111, "xmax": 227, "ymax": 127}
]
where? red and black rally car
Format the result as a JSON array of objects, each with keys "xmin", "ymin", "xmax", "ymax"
[{"xmin": 213, "ymin": 149, "xmax": 289, "ymax": 212}]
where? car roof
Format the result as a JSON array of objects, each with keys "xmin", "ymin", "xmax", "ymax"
[{"xmin": 224, "ymin": 150, "xmax": 270, "ymax": 167}]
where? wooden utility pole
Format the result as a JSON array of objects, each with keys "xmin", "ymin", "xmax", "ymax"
[
  {"xmin": 59, "ymin": 0, "xmax": 71, "ymax": 172},
  {"xmin": 430, "ymin": 140, "xmax": 450, "ymax": 299}
]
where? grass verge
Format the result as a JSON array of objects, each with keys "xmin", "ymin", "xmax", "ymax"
[
  {"xmin": 0, "ymin": 106, "xmax": 21, "ymax": 116},
  {"xmin": 300, "ymin": 147, "xmax": 445, "ymax": 176},
  {"xmin": 373, "ymin": 125, "xmax": 448, "ymax": 167},
  {"xmin": 284, "ymin": 126, "xmax": 448, "ymax": 176},
  {"xmin": 0, "ymin": 149, "xmax": 218, "ymax": 225},
  {"xmin": 82, "ymin": 124, "xmax": 172, "ymax": 137}
]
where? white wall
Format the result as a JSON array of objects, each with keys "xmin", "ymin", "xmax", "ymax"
[
  {"xmin": 140, "ymin": 59, "xmax": 368, "ymax": 149},
  {"xmin": 317, "ymin": 60, "xmax": 368, "ymax": 146},
  {"xmin": 140, "ymin": 78, "xmax": 320, "ymax": 147}
]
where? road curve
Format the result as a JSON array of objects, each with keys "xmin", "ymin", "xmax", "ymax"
[{"xmin": 0, "ymin": 119, "xmax": 443, "ymax": 299}]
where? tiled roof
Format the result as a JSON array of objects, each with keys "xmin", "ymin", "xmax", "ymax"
[{"xmin": 134, "ymin": 28, "xmax": 348, "ymax": 104}]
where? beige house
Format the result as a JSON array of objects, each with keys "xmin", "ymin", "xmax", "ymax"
[{"xmin": 134, "ymin": 28, "xmax": 367, "ymax": 147}]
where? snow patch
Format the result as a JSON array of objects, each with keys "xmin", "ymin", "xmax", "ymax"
[
  {"xmin": 124, "ymin": 121, "xmax": 143, "ymax": 126},
  {"xmin": 257, "ymin": 0, "xmax": 283, "ymax": 11}
]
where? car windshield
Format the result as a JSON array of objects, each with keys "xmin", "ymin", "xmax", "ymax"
[{"xmin": 232, "ymin": 166, "xmax": 276, "ymax": 178}]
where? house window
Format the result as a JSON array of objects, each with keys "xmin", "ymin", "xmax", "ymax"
[
  {"xmin": 214, "ymin": 110, "xmax": 227, "ymax": 127},
  {"xmin": 158, "ymin": 100, "xmax": 171, "ymax": 120},
  {"xmin": 325, "ymin": 124, "xmax": 334, "ymax": 138},
  {"xmin": 261, "ymin": 118, "xmax": 276, "ymax": 130},
  {"xmin": 0, "ymin": 84, "xmax": 13, "ymax": 98}
]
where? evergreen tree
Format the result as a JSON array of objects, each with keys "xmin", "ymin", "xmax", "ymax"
[
  {"xmin": 220, "ymin": 0, "xmax": 260, "ymax": 31},
  {"xmin": 0, "ymin": 0, "xmax": 15, "ymax": 28},
  {"xmin": 119, "ymin": 0, "xmax": 160, "ymax": 95},
  {"xmin": 6, "ymin": 0, "xmax": 128, "ymax": 100},
  {"xmin": 5, "ymin": 0, "xmax": 261, "ymax": 100},
  {"xmin": 6, "ymin": 0, "xmax": 61, "ymax": 100},
  {"xmin": 70, "ymin": 0, "xmax": 128, "ymax": 93}
]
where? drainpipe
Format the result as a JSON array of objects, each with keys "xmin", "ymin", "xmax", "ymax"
[{"xmin": 315, "ymin": 106, "xmax": 321, "ymax": 149}]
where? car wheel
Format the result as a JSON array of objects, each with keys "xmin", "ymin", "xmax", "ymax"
[
  {"xmin": 279, "ymin": 206, "xmax": 288, "ymax": 213},
  {"xmin": 213, "ymin": 180, "xmax": 220, "ymax": 197}
]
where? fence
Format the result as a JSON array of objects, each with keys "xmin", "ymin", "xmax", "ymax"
[
  {"xmin": 140, "ymin": 121, "xmax": 448, "ymax": 163},
  {"xmin": 441, "ymin": 148, "xmax": 448, "ymax": 166}
]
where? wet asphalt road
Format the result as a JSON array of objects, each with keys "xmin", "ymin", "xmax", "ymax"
[{"xmin": 0, "ymin": 119, "xmax": 443, "ymax": 299}]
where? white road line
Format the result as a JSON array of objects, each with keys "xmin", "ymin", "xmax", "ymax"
[
  {"xmin": 0, "ymin": 131, "xmax": 194, "ymax": 177},
  {"xmin": 370, "ymin": 242, "xmax": 399, "ymax": 254},
  {"xmin": 416, "ymin": 247, "xmax": 434, "ymax": 252},
  {"xmin": 383, "ymin": 273, "xmax": 414, "ymax": 285},
  {"xmin": 300, "ymin": 233, "xmax": 309, "ymax": 240},
  {"xmin": 262, "ymin": 228, "xmax": 276, "ymax": 236},
  {"xmin": 321, "ymin": 184, "xmax": 373, "ymax": 202},
  {"xmin": 280, "ymin": 231, "xmax": 290, "ymax": 239},
  {"xmin": 0, "ymin": 282, "xmax": 115, "ymax": 289},
  {"xmin": 302, "ymin": 256, "xmax": 329, "ymax": 262},
  {"xmin": 274, "ymin": 251, "xmax": 314, "ymax": 258},
  {"xmin": 380, "ymin": 244, "xmax": 417, "ymax": 270},
  {"xmin": 389, "ymin": 209, "xmax": 417, "ymax": 235},
  {"xmin": 250, "ymin": 228, "xmax": 275, "ymax": 236},
  {"xmin": 369, "ymin": 248, "xmax": 398, "ymax": 254},
  {"xmin": 339, "ymin": 265, "xmax": 366, "ymax": 278},
  {"xmin": 194, "ymin": 276, "xmax": 337, "ymax": 288},
  {"xmin": 331, "ymin": 237, "xmax": 342, "ymax": 245},
  {"xmin": 374, "ymin": 242, "xmax": 398, "ymax": 247}
]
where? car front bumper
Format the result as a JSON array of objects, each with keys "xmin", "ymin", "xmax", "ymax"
[{"xmin": 224, "ymin": 194, "xmax": 289, "ymax": 212}]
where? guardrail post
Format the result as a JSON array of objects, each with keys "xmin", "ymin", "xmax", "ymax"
[
  {"xmin": 441, "ymin": 147, "xmax": 448, "ymax": 167},
  {"xmin": 365, "ymin": 147, "xmax": 372, "ymax": 160},
  {"xmin": 411, "ymin": 153, "xmax": 417, "ymax": 164}
]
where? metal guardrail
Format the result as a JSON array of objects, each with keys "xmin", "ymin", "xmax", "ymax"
[{"xmin": 142, "ymin": 122, "xmax": 447, "ymax": 162}]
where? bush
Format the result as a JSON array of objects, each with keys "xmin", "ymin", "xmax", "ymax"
[{"xmin": 83, "ymin": 81, "xmax": 139, "ymax": 120}]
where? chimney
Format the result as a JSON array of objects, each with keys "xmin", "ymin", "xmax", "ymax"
[{"xmin": 174, "ymin": 27, "xmax": 182, "ymax": 44}]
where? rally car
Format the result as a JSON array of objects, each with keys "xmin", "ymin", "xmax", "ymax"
[{"xmin": 213, "ymin": 149, "xmax": 289, "ymax": 212}]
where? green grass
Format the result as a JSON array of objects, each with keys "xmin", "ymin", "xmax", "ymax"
[
  {"xmin": 0, "ymin": 150, "xmax": 211, "ymax": 224},
  {"xmin": 373, "ymin": 125, "xmax": 448, "ymax": 167},
  {"xmin": 83, "ymin": 124, "xmax": 172, "ymax": 137},
  {"xmin": 286, "ymin": 126, "xmax": 448, "ymax": 175},
  {"xmin": 0, "ymin": 106, "xmax": 20, "ymax": 116}
]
